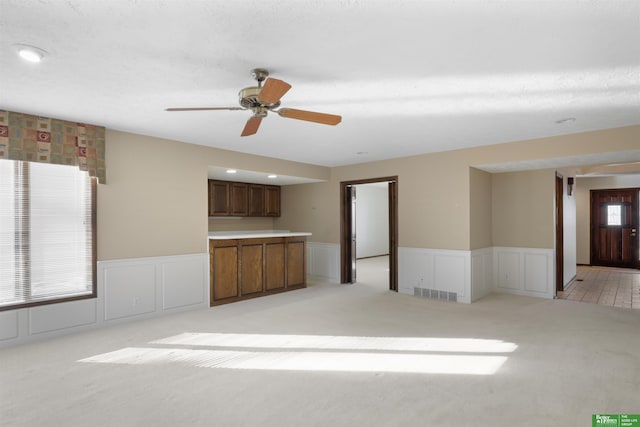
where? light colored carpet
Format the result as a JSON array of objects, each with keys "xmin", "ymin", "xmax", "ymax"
[{"xmin": 1, "ymin": 261, "xmax": 639, "ymax": 427}]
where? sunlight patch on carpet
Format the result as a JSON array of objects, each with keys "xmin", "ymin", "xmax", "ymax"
[
  {"xmin": 80, "ymin": 347, "xmax": 508, "ymax": 375},
  {"xmin": 152, "ymin": 332, "xmax": 517, "ymax": 353},
  {"xmin": 79, "ymin": 333, "xmax": 517, "ymax": 375}
]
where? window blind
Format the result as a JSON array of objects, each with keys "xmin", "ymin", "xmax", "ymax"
[{"xmin": 0, "ymin": 160, "xmax": 96, "ymax": 310}]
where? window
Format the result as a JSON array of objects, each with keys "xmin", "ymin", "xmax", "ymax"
[
  {"xmin": 607, "ymin": 204, "xmax": 622, "ymax": 226},
  {"xmin": 0, "ymin": 160, "xmax": 96, "ymax": 311}
]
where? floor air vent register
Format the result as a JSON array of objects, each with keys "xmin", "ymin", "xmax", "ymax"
[{"xmin": 414, "ymin": 287, "xmax": 458, "ymax": 302}]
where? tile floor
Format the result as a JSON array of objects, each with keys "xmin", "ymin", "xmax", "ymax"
[{"xmin": 557, "ymin": 265, "xmax": 640, "ymax": 309}]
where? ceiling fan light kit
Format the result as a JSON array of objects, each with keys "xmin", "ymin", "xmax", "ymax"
[{"xmin": 167, "ymin": 68, "xmax": 341, "ymax": 136}]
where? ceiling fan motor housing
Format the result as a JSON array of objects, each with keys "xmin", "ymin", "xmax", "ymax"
[{"xmin": 238, "ymin": 86, "xmax": 281, "ymax": 111}]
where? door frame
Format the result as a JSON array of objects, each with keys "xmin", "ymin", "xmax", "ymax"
[
  {"xmin": 340, "ymin": 176, "xmax": 398, "ymax": 291},
  {"xmin": 555, "ymin": 173, "xmax": 564, "ymax": 293}
]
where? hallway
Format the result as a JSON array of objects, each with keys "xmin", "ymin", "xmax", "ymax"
[
  {"xmin": 557, "ymin": 265, "xmax": 640, "ymax": 309},
  {"xmin": 355, "ymin": 256, "xmax": 390, "ymax": 291}
]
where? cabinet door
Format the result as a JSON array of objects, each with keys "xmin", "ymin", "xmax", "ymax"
[
  {"xmin": 248, "ymin": 185, "xmax": 265, "ymax": 217},
  {"xmin": 286, "ymin": 239, "xmax": 305, "ymax": 287},
  {"xmin": 230, "ymin": 183, "xmax": 249, "ymax": 216},
  {"xmin": 211, "ymin": 244, "xmax": 239, "ymax": 302},
  {"xmin": 265, "ymin": 241, "xmax": 285, "ymax": 290},
  {"xmin": 240, "ymin": 243, "xmax": 263, "ymax": 295},
  {"xmin": 209, "ymin": 180, "xmax": 230, "ymax": 216},
  {"xmin": 264, "ymin": 185, "xmax": 281, "ymax": 217}
]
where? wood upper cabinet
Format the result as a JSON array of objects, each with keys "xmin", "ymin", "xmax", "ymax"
[
  {"xmin": 230, "ymin": 183, "xmax": 249, "ymax": 216},
  {"xmin": 248, "ymin": 184, "xmax": 265, "ymax": 217},
  {"xmin": 209, "ymin": 180, "xmax": 280, "ymax": 217},
  {"xmin": 264, "ymin": 185, "xmax": 281, "ymax": 217},
  {"xmin": 209, "ymin": 180, "xmax": 230, "ymax": 216}
]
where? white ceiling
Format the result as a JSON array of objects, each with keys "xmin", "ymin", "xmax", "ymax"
[{"xmin": 1, "ymin": 0, "xmax": 639, "ymax": 173}]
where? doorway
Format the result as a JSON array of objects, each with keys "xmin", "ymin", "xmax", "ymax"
[
  {"xmin": 555, "ymin": 173, "xmax": 564, "ymax": 293},
  {"xmin": 340, "ymin": 176, "xmax": 398, "ymax": 291},
  {"xmin": 590, "ymin": 188, "xmax": 640, "ymax": 269}
]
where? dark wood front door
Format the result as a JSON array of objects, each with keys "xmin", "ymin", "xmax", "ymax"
[{"xmin": 591, "ymin": 189, "xmax": 639, "ymax": 269}]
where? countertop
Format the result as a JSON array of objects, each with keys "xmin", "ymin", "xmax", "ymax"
[{"xmin": 208, "ymin": 230, "xmax": 312, "ymax": 240}]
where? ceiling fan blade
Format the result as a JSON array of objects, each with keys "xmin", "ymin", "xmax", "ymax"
[
  {"xmin": 165, "ymin": 107, "xmax": 245, "ymax": 111},
  {"xmin": 241, "ymin": 116, "xmax": 262, "ymax": 137},
  {"xmin": 277, "ymin": 108, "xmax": 342, "ymax": 126},
  {"xmin": 258, "ymin": 78, "xmax": 292, "ymax": 104}
]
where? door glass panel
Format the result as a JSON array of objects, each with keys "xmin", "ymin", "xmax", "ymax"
[{"xmin": 607, "ymin": 205, "xmax": 622, "ymax": 226}]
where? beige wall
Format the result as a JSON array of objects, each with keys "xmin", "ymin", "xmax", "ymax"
[
  {"xmin": 97, "ymin": 130, "xmax": 328, "ymax": 260},
  {"xmin": 100, "ymin": 125, "xmax": 639, "ymax": 260},
  {"xmin": 279, "ymin": 150, "xmax": 471, "ymax": 249},
  {"xmin": 575, "ymin": 175, "xmax": 640, "ymax": 264},
  {"xmin": 281, "ymin": 126, "xmax": 639, "ymax": 250},
  {"xmin": 460, "ymin": 125, "xmax": 640, "ymax": 166},
  {"xmin": 491, "ymin": 169, "xmax": 555, "ymax": 248},
  {"xmin": 208, "ymin": 217, "xmax": 276, "ymax": 232},
  {"xmin": 469, "ymin": 167, "xmax": 492, "ymax": 249},
  {"xmin": 276, "ymin": 181, "xmax": 336, "ymax": 241}
]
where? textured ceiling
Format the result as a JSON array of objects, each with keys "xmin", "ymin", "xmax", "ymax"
[{"xmin": 1, "ymin": 0, "xmax": 639, "ymax": 170}]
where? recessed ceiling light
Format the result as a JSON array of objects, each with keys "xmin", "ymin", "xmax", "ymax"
[
  {"xmin": 226, "ymin": 169, "xmax": 237, "ymax": 174},
  {"xmin": 267, "ymin": 174, "xmax": 278, "ymax": 179},
  {"xmin": 14, "ymin": 44, "xmax": 47, "ymax": 63},
  {"xmin": 555, "ymin": 117, "xmax": 576, "ymax": 124}
]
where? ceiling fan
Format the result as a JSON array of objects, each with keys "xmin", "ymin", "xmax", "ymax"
[{"xmin": 166, "ymin": 68, "xmax": 342, "ymax": 137}]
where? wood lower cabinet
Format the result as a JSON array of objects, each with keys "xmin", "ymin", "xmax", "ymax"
[
  {"xmin": 287, "ymin": 240, "xmax": 305, "ymax": 287},
  {"xmin": 209, "ymin": 236, "xmax": 306, "ymax": 306},
  {"xmin": 265, "ymin": 241, "xmax": 285, "ymax": 290},
  {"xmin": 210, "ymin": 242, "xmax": 239, "ymax": 301},
  {"xmin": 240, "ymin": 243, "xmax": 263, "ymax": 295}
]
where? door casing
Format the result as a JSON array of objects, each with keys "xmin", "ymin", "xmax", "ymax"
[
  {"xmin": 555, "ymin": 173, "xmax": 564, "ymax": 293},
  {"xmin": 340, "ymin": 176, "xmax": 398, "ymax": 291}
]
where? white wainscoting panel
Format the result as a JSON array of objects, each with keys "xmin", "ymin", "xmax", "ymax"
[
  {"xmin": 497, "ymin": 251, "xmax": 521, "ymax": 291},
  {"xmin": 471, "ymin": 247, "xmax": 493, "ymax": 302},
  {"xmin": 434, "ymin": 254, "xmax": 466, "ymax": 296},
  {"xmin": 0, "ymin": 311, "xmax": 19, "ymax": 341},
  {"xmin": 524, "ymin": 253, "xmax": 550, "ymax": 294},
  {"xmin": 103, "ymin": 263, "xmax": 157, "ymax": 321},
  {"xmin": 399, "ymin": 246, "xmax": 553, "ymax": 303},
  {"xmin": 162, "ymin": 258, "xmax": 207, "ymax": 310},
  {"xmin": 494, "ymin": 247, "xmax": 554, "ymax": 299},
  {"xmin": 307, "ymin": 242, "xmax": 340, "ymax": 283},
  {"xmin": 398, "ymin": 247, "xmax": 471, "ymax": 304},
  {"xmin": 0, "ymin": 253, "xmax": 208, "ymax": 348},
  {"xmin": 30, "ymin": 299, "xmax": 97, "ymax": 335}
]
